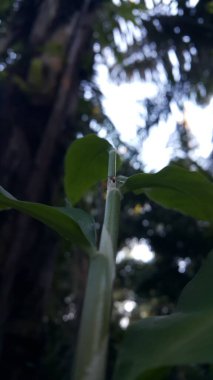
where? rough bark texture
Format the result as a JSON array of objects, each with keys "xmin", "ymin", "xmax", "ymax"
[{"xmin": 0, "ymin": 0, "xmax": 98, "ymax": 378}]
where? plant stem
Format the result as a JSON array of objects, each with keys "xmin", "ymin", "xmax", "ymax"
[
  {"xmin": 72, "ymin": 149, "xmax": 121, "ymax": 380},
  {"xmin": 108, "ymin": 148, "xmax": 116, "ymax": 178},
  {"xmin": 100, "ymin": 149, "xmax": 120, "ymax": 254}
]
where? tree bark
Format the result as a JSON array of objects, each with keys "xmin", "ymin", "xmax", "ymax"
[{"xmin": 0, "ymin": 0, "xmax": 98, "ymax": 378}]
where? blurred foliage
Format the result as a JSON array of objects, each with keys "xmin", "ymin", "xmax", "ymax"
[
  {"xmin": 114, "ymin": 250, "xmax": 213, "ymax": 380},
  {"xmin": 94, "ymin": 0, "xmax": 213, "ymax": 135}
]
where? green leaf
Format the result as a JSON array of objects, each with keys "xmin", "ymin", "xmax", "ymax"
[
  {"xmin": 62, "ymin": 202, "xmax": 96, "ymax": 247},
  {"xmin": 64, "ymin": 134, "xmax": 112, "ymax": 205},
  {"xmin": 122, "ymin": 165, "xmax": 213, "ymax": 222},
  {"xmin": 114, "ymin": 251, "xmax": 213, "ymax": 380},
  {"xmin": 0, "ymin": 186, "xmax": 96, "ymax": 249}
]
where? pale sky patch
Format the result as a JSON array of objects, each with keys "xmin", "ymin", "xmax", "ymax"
[{"xmin": 95, "ymin": 64, "xmax": 213, "ymax": 172}]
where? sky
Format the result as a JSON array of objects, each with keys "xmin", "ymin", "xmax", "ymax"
[{"xmin": 95, "ymin": 64, "xmax": 213, "ymax": 172}]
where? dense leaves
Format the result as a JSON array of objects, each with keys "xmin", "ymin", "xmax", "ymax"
[{"xmin": 114, "ymin": 251, "xmax": 213, "ymax": 380}]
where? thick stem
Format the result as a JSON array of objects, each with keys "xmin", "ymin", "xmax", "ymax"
[
  {"xmin": 72, "ymin": 149, "xmax": 121, "ymax": 380},
  {"xmin": 73, "ymin": 254, "xmax": 110, "ymax": 380}
]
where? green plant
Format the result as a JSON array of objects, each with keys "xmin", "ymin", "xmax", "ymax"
[{"xmin": 1, "ymin": 134, "xmax": 213, "ymax": 380}]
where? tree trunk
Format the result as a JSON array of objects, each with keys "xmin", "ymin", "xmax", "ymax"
[{"xmin": 0, "ymin": 0, "xmax": 98, "ymax": 378}]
